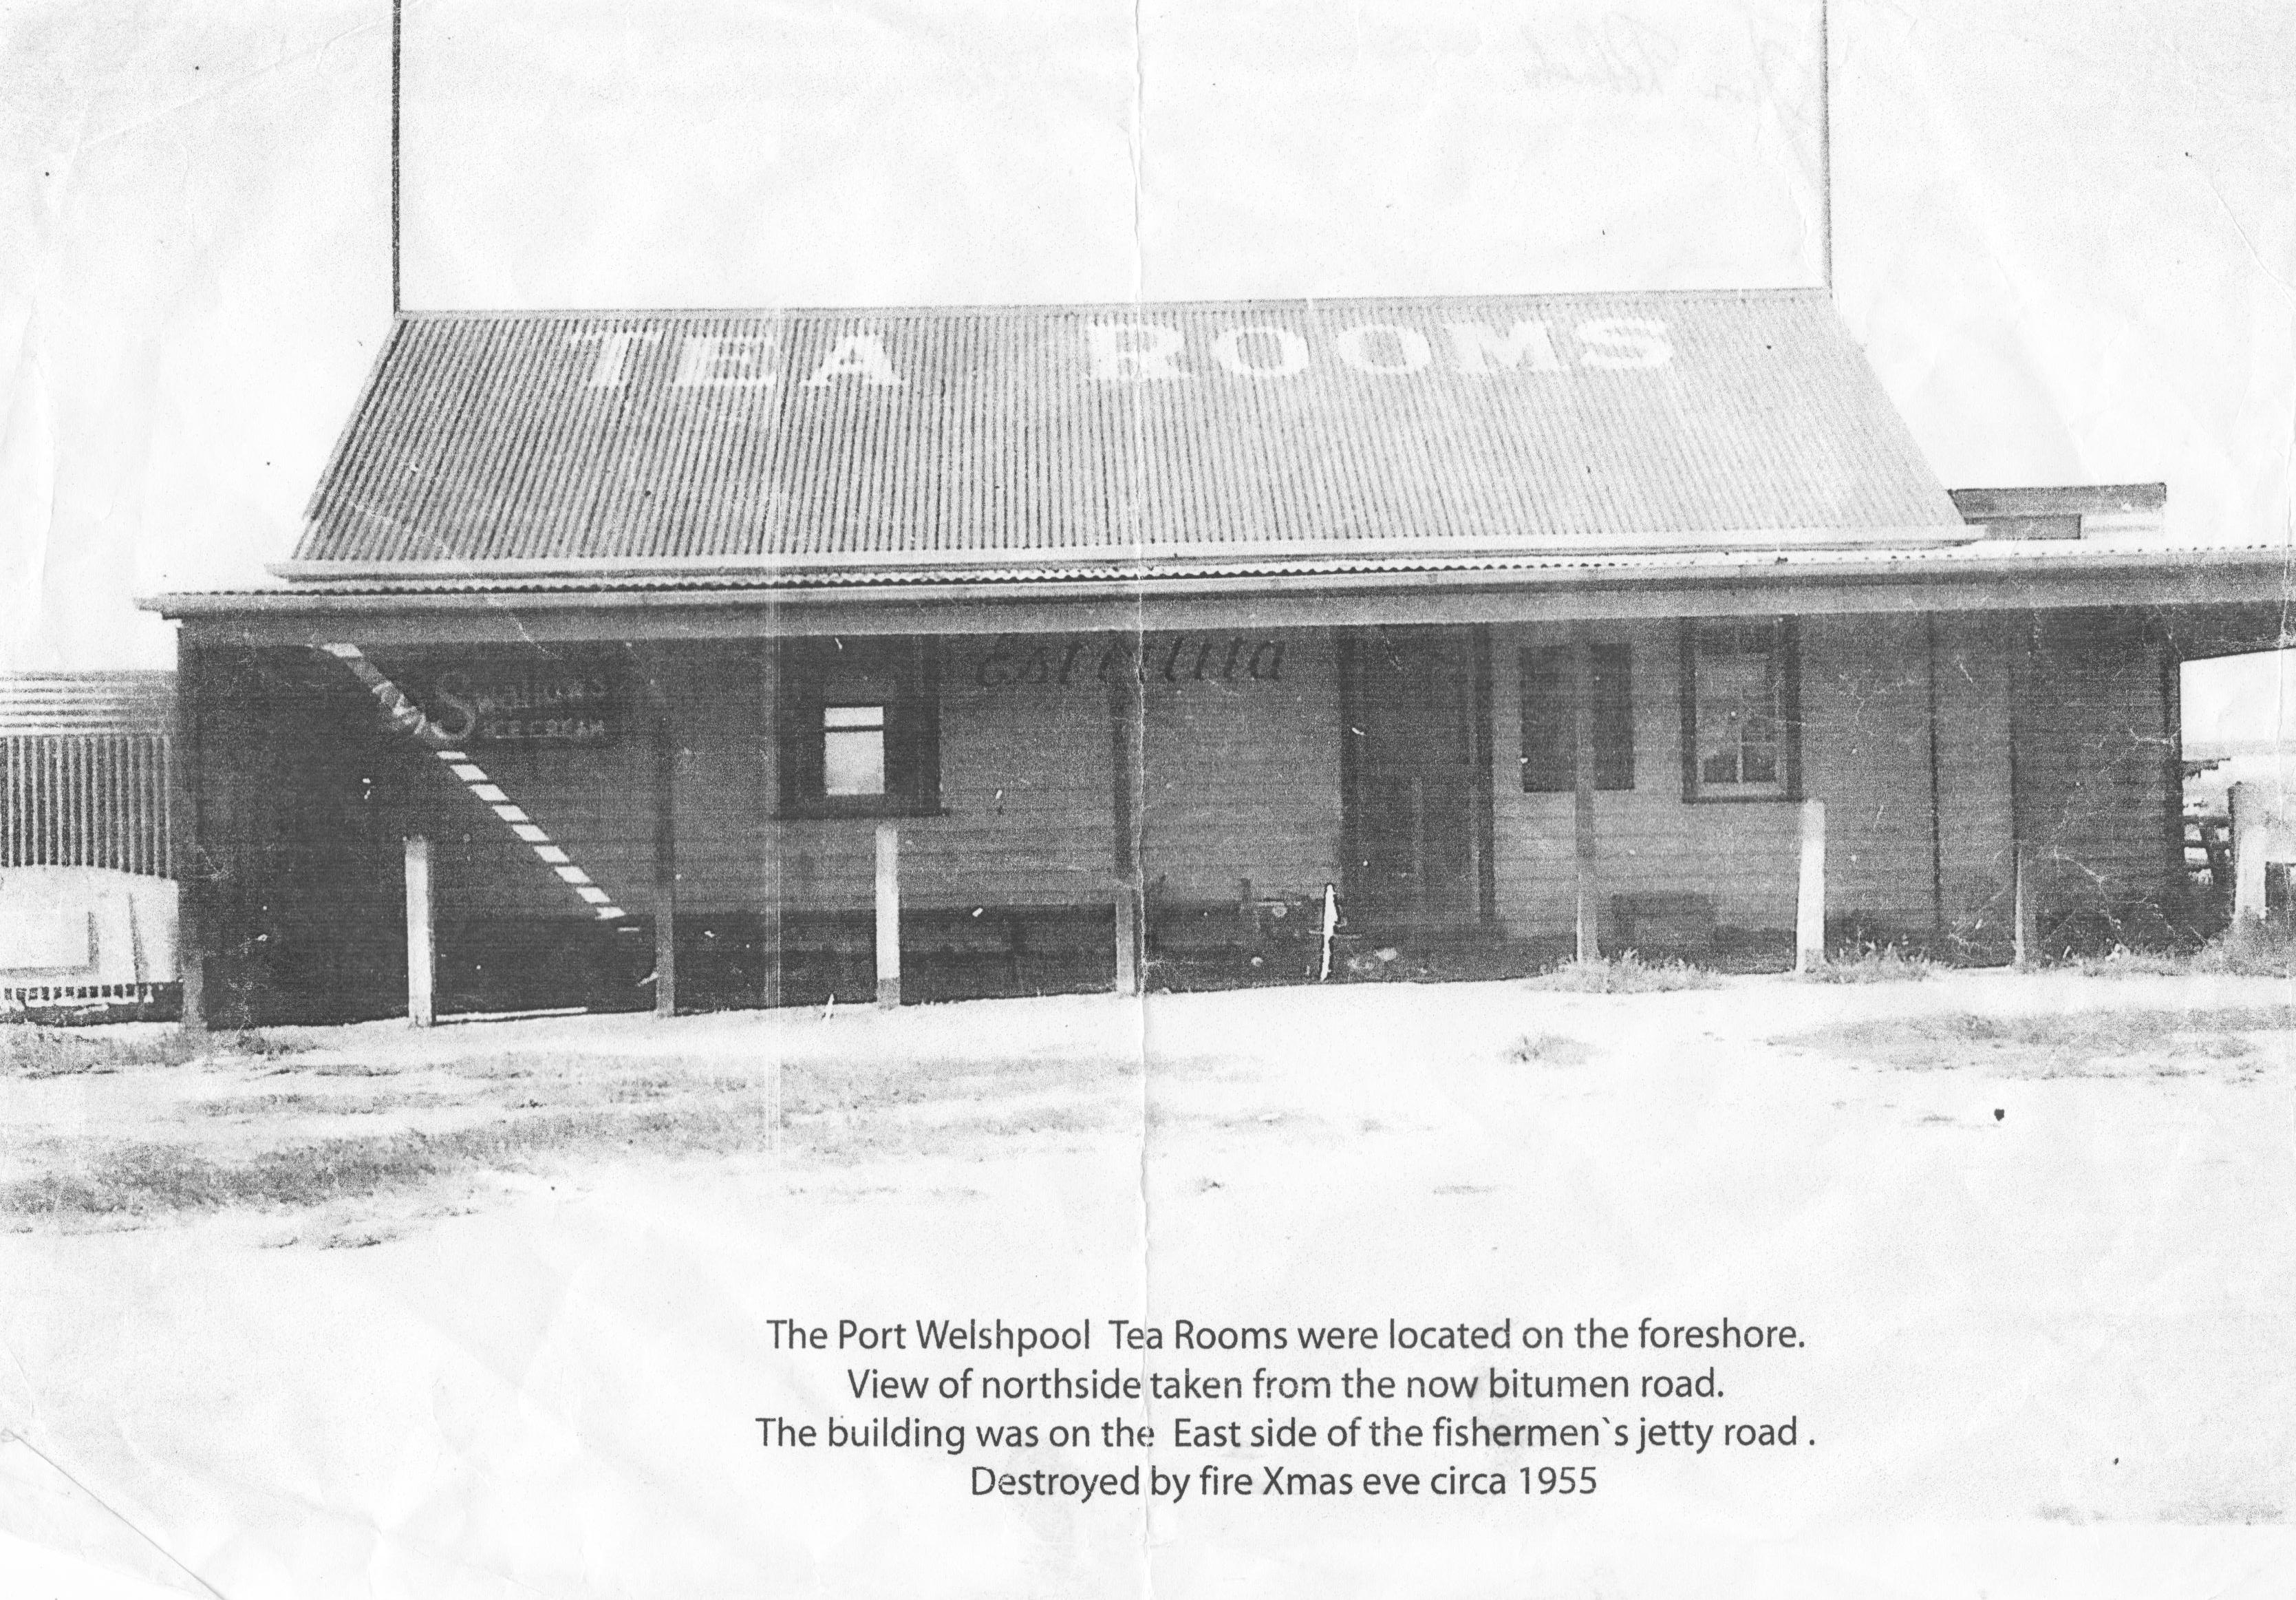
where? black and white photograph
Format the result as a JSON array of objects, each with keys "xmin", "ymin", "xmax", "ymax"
[{"xmin": 2, "ymin": 1, "xmax": 2291, "ymax": 1594}]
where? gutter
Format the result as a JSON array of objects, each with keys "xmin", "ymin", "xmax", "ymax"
[{"xmin": 143, "ymin": 542, "xmax": 2290, "ymax": 621}]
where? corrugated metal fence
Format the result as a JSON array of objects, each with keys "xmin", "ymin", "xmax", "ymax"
[{"xmin": 0, "ymin": 674, "xmax": 174, "ymax": 877}]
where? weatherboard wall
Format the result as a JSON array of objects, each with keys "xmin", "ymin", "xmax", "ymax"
[
  {"xmin": 358, "ymin": 631, "xmax": 1340, "ymax": 924},
  {"xmin": 175, "ymin": 612, "xmax": 2178, "ymax": 1024},
  {"xmin": 2014, "ymin": 611, "xmax": 2177, "ymax": 919},
  {"xmin": 1485, "ymin": 612, "xmax": 2169, "ymax": 942},
  {"xmin": 332, "ymin": 616, "xmax": 2172, "ymax": 935}
]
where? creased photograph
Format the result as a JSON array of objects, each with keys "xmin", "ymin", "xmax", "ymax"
[{"xmin": 1, "ymin": 1, "xmax": 2290, "ymax": 1595}]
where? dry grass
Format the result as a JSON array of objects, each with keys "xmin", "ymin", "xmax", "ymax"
[
  {"xmin": 1505, "ymin": 1032, "xmax": 1597, "ymax": 1066},
  {"xmin": 0, "ymin": 1036, "xmax": 1139, "ymax": 1223},
  {"xmin": 195, "ymin": 1091, "xmax": 371, "ymax": 1118},
  {"xmin": 1525, "ymin": 953, "xmax": 1719, "ymax": 993},
  {"xmin": 1804, "ymin": 943, "xmax": 1936, "ymax": 984},
  {"xmin": 2070, "ymin": 948, "xmax": 2190, "ymax": 977},
  {"xmin": 1785, "ymin": 1006, "xmax": 2291, "ymax": 1078},
  {"xmin": 2072, "ymin": 920, "xmax": 2296, "ymax": 979},
  {"xmin": 0, "ymin": 1027, "xmax": 297, "ymax": 1078},
  {"xmin": 2190, "ymin": 919, "xmax": 2296, "ymax": 977},
  {"xmin": 0, "ymin": 1100, "xmax": 791, "ymax": 1219}
]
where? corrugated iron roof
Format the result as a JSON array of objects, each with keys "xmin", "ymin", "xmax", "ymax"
[
  {"xmin": 292, "ymin": 290, "xmax": 1968, "ymax": 573},
  {"xmin": 0, "ymin": 673, "xmax": 174, "ymax": 735}
]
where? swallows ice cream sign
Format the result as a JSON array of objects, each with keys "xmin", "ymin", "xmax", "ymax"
[{"xmin": 564, "ymin": 317, "xmax": 1673, "ymax": 392}]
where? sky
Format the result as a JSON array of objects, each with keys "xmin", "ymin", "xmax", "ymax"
[{"xmin": 1, "ymin": 0, "xmax": 2290, "ymax": 732}]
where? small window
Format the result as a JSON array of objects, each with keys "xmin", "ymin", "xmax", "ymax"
[
  {"xmin": 1520, "ymin": 643, "xmax": 1633, "ymax": 791},
  {"xmin": 778, "ymin": 639, "xmax": 941, "ymax": 817},
  {"xmin": 821, "ymin": 705, "xmax": 888, "ymax": 796},
  {"xmin": 1681, "ymin": 619, "xmax": 1798, "ymax": 801}
]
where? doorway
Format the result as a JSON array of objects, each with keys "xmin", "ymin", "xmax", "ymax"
[{"xmin": 1342, "ymin": 626, "xmax": 1490, "ymax": 933}]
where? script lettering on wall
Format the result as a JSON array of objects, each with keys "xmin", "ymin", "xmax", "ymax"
[
  {"xmin": 420, "ymin": 668, "xmax": 619, "ymax": 746},
  {"xmin": 970, "ymin": 634, "xmax": 1287, "ymax": 690}
]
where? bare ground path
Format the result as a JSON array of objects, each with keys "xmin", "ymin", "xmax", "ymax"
[{"xmin": 0, "ymin": 970, "xmax": 2290, "ymax": 1597}]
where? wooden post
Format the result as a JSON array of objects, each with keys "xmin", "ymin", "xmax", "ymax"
[
  {"xmin": 1408, "ymin": 775, "xmax": 1428, "ymax": 923},
  {"xmin": 652, "ymin": 689, "xmax": 677, "ymax": 1018},
  {"xmin": 1570, "ymin": 625, "xmax": 1600, "ymax": 962},
  {"xmin": 1796, "ymin": 800, "xmax": 1827, "ymax": 972},
  {"xmin": 757, "ymin": 909, "xmax": 783, "ymax": 1008},
  {"xmin": 758, "ymin": 641, "xmax": 783, "ymax": 1008},
  {"xmin": 2159, "ymin": 628, "xmax": 2187, "ymax": 926},
  {"xmin": 1335, "ymin": 629, "xmax": 1363, "ymax": 918},
  {"xmin": 404, "ymin": 833, "xmax": 435, "ymax": 1027},
  {"xmin": 2012, "ymin": 842, "xmax": 2037, "ymax": 969},
  {"xmin": 1924, "ymin": 612, "xmax": 1946, "ymax": 938},
  {"xmin": 2006, "ymin": 611, "xmax": 2037, "ymax": 969},
  {"xmin": 1110, "ymin": 651, "xmax": 1145, "ymax": 996},
  {"xmin": 2230, "ymin": 782, "xmax": 2268, "ymax": 922},
  {"xmin": 1470, "ymin": 624, "xmax": 1497, "ymax": 926},
  {"xmin": 875, "ymin": 821, "xmax": 901, "ymax": 1007}
]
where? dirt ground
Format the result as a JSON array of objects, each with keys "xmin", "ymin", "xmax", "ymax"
[{"xmin": 0, "ymin": 968, "xmax": 2290, "ymax": 1598}]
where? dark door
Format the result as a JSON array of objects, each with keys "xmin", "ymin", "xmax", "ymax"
[{"xmin": 1343, "ymin": 626, "xmax": 1486, "ymax": 932}]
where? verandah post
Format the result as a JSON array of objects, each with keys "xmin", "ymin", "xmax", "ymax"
[
  {"xmin": 1570, "ymin": 623, "xmax": 1600, "ymax": 962},
  {"xmin": 2007, "ymin": 611, "xmax": 2038, "ymax": 970},
  {"xmin": 875, "ymin": 820, "xmax": 901, "ymax": 1007},
  {"xmin": 2229, "ymin": 782, "xmax": 2267, "ymax": 922},
  {"xmin": 758, "ymin": 908, "xmax": 783, "ymax": 1009},
  {"xmin": 650, "ymin": 663, "xmax": 678, "ymax": 1018},
  {"xmin": 1109, "ymin": 645, "xmax": 1145, "ymax": 996},
  {"xmin": 404, "ymin": 833, "xmax": 435, "ymax": 1027},
  {"xmin": 1796, "ymin": 800, "xmax": 1827, "ymax": 972},
  {"xmin": 2013, "ymin": 843, "xmax": 2037, "ymax": 968},
  {"xmin": 758, "ymin": 638, "xmax": 783, "ymax": 1009}
]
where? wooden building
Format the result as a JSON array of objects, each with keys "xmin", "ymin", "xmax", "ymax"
[{"xmin": 145, "ymin": 292, "xmax": 2284, "ymax": 1025}]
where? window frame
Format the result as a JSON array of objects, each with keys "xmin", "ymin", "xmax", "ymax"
[
  {"xmin": 1519, "ymin": 641, "xmax": 1635, "ymax": 793},
  {"xmin": 776, "ymin": 637, "xmax": 943, "ymax": 819},
  {"xmin": 1677, "ymin": 617, "xmax": 1802, "ymax": 804}
]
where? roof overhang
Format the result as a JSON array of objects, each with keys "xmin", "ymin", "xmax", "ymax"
[
  {"xmin": 147, "ymin": 542, "xmax": 2293, "ymax": 647},
  {"xmin": 262, "ymin": 522, "xmax": 1984, "ymax": 586}
]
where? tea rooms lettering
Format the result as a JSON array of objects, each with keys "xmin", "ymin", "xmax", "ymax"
[{"xmin": 567, "ymin": 319, "xmax": 1671, "ymax": 392}]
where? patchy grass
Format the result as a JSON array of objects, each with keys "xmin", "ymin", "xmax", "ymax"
[
  {"xmin": 195, "ymin": 1092, "xmax": 343, "ymax": 1118},
  {"xmin": 1805, "ymin": 943, "xmax": 1936, "ymax": 984},
  {"xmin": 1505, "ymin": 1032, "xmax": 1597, "ymax": 1066},
  {"xmin": 2190, "ymin": 920, "xmax": 2296, "ymax": 978},
  {"xmin": 1525, "ymin": 953, "xmax": 1720, "ymax": 994},
  {"xmin": 197, "ymin": 1089, "xmax": 464, "ymax": 1119},
  {"xmin": 1784, "ymin": 1007, "xmax": 2293, "ymax": 1078},
  {"xmin": 2071, "ymin": 947, "xmax": 2190, "ymax": 977},
  {"xmin": 0, "ymin": 1043, "xmax": 1139, "ymax": 1223},
  {"xmin": 782, "ymin": 1052, "xmax": 1135, "ymax": 1116},
  {"xmin": 0, "ymin": 1100, "xmax": 793, "ymax": 1219},
  {"xmin": 2071, "ymin": 920, "xmax": 2296, "ymax": 979},
  {"xmin": 0, "ymin": 1027, "xmax": 299, "ymax": 1078}
]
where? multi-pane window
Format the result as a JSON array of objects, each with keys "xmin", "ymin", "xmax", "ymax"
[
  {"xmin": 1682, "ymin": 619, "xmax": 1796, "ymax": 800},
  {"xmin": 1519, "ymin": 643, "xmax": 1633, "ymax": 791}
]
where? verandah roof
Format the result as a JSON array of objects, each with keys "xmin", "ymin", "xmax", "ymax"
[{"xmin": 286, "ymin": 288, "xmax": 1971, "ymax": 577}]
